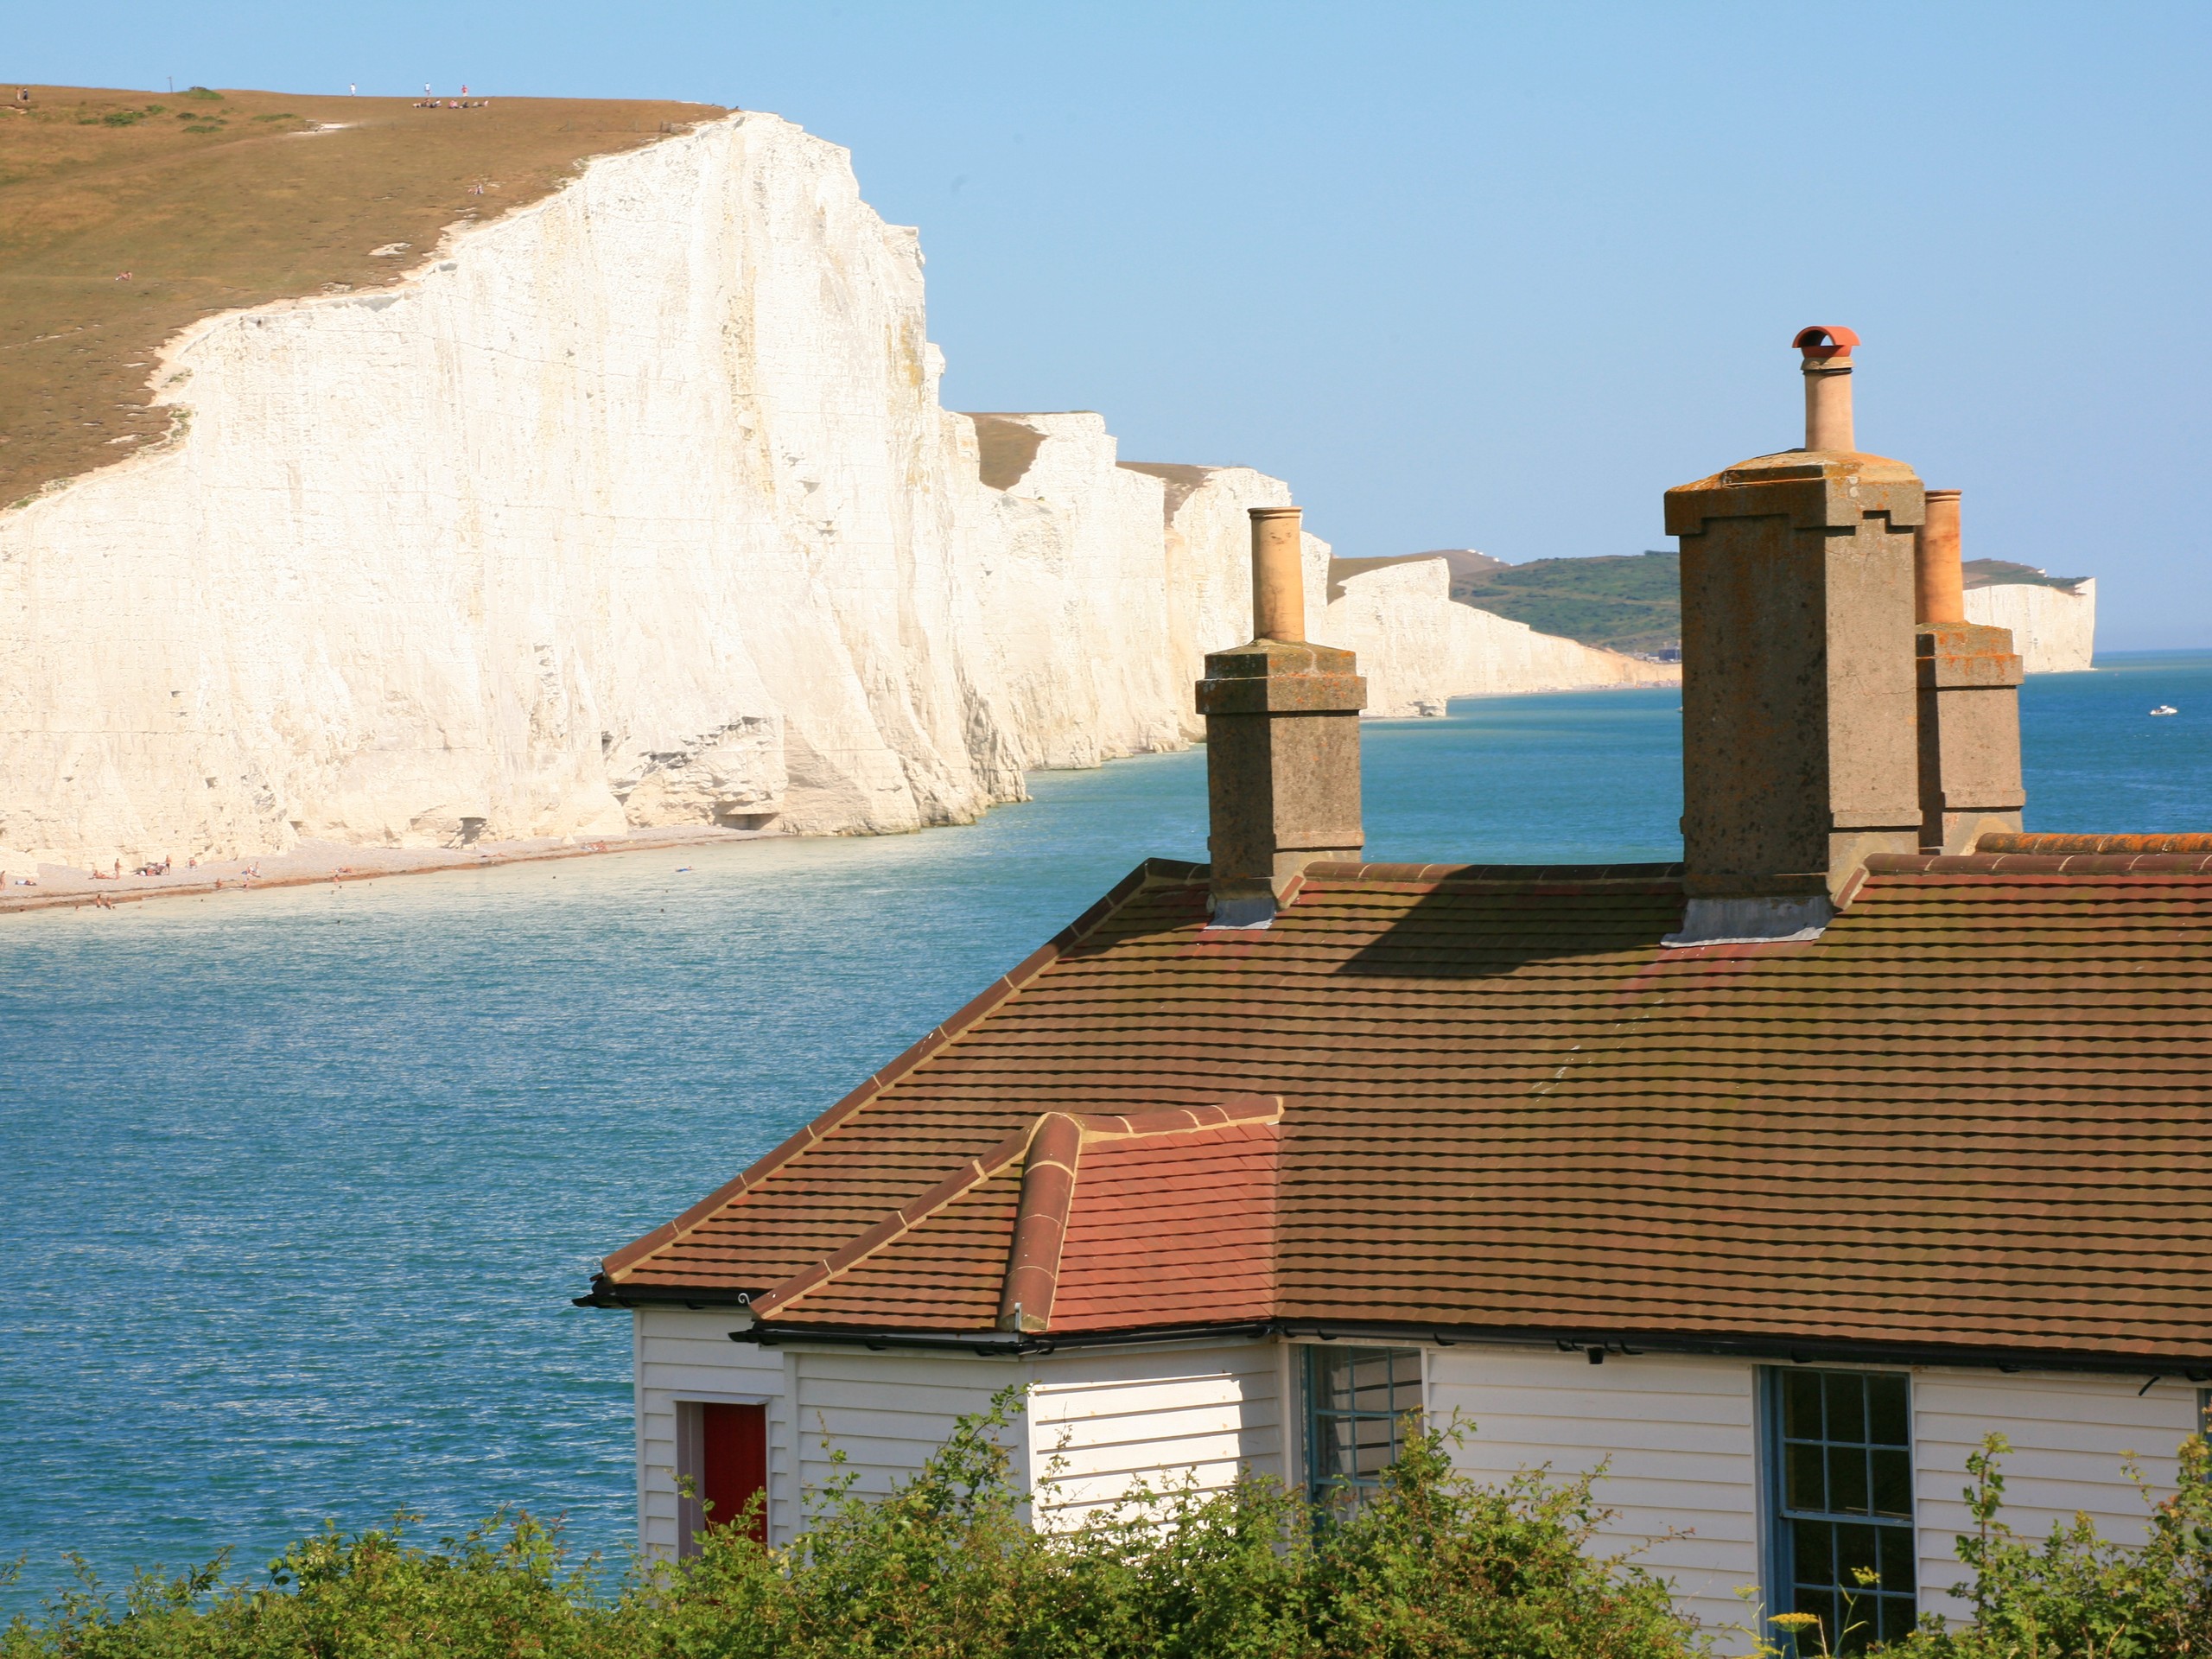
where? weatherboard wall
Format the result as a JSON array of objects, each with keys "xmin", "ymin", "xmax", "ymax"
[
  {"xmin": 1910, "ymin": 1368, "xmax": 2196, "ymax": 1624},
  {"xmin": 636, "ymin": 1320, "xmax": 2200, "ymax": 1645},
  {"xmin": 631, "ymin": 1323, "xmax": 1291, "ymax": 1551},
  {"xmin": 1027, "ymin": 1338, "xmax": 1286, "ymax": 1522},
  {"xmin": 1427, "ymin": 1346, "xmax": 1762, "ymax": 1635}
]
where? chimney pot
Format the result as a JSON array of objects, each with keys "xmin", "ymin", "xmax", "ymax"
[
  {"xmin": 1249, "ymin": 506, "xmax": 1306, "ymax": 642},
  {"xmin": 1915, "ymin": 489, "xmax": 1966, "ymax": 626},
  {"xmin": 1912, "ymin": 488, "xmax": 2026, "ymax": 852},
  {"xmin": 1796, "ymin": 323, "xmax": 1859, "ymax": 454}
]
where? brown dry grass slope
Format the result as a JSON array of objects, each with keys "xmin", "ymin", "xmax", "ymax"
[{"xmin": 0, "ymin": 83, "xmax": 726, "ymax": 507}]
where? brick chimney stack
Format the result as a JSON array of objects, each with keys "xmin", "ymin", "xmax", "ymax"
[
  {"xmin": 1662, "ymin": 327, "xmax": 1925, "ymax": 944},
  {"xmin": 1913, "ymin": 490, "xmax": 2026, "ymax": 852},
  {"xmin": 1195, "ymin": 507, "xmax": 1366, "ymax": 928}
]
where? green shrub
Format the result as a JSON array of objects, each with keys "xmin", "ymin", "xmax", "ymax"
[
  {"xmin": 1880, "ymin": 1433, "xmax": 2212, "ymax": 1659},
  {"xmin": 1, "ymin": 1389, "xmax": 1708, "ymax": 1659},
  {"xmin": 181, "ymin": 87, "xmax": 222, "ymax": 102}
]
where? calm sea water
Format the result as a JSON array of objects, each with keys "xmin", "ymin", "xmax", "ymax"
[{"xmin": 3, "ymin": 653, "xmax": 2207, "ymax": 1603}]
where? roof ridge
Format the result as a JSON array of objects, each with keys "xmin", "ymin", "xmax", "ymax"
[
  {"xmin": 595, "ymin": 857, "xmax": 1200, "ymax": 1284},
  {"xmin": 1981, "ymin": 833, "xmax": 2212, "ymax": 855},
  {"xmin": 1869, "ymin": 851, "xmax": 2212, "ymax": 877},
  {"xmin": 1304, "ymin": 860, "xmax": 1685, "ymax": 885}
]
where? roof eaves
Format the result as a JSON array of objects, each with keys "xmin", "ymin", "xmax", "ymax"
[
  {"xmin": 596, "ymin": 856, "xmax": 1204, "ymax": 1284},
  {"xmin": 730, "ymin": 1313, "xmax": 2212, "ymax": 1379}
]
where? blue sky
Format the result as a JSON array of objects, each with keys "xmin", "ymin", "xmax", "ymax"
[{"xmin": 16, "ymin": 2, "xmax": 2209, "ymax": 646}]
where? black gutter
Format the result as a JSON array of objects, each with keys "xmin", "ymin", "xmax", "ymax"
[{"xmin": 703, "ymin": 1313, "xmax": 2212, "ymax": 1381}]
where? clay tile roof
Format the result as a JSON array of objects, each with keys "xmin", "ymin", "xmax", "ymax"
[
  {"xmin": 752, "ymin": 1099, "xmax": 1282, "ymax": 1336},
  {"xmin": 593, "ymin": 855, "xmax": 2212, "ymax": 1369}
]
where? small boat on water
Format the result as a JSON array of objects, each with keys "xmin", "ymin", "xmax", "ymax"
[{"xmin": 2151, "ymin": 704, "xmax": 2179, "ymax": 716}]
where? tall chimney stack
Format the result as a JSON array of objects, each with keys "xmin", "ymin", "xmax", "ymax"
[
  {"xmin": 1195, "ymin": 506, "xmax": 1366, "ymax": 927},
  {"xmin": 1913, "ymin": 490, "xmax": 2026, "ymax": 852},
  {"xmin": 1662, "ymin": 327, "xmax": 1924, "ymax": 944}
]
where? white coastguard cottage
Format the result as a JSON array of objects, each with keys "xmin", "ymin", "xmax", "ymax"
[{"xmin": 581, "ymin": 332, "xmax": 2212, "ymax": 1649}]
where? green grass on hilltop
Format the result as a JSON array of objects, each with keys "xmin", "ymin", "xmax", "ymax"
[
  {"xmin": 0, "ymin": 84, "xmax": 723, "ymax": 510},
  {"xmin": 1450, "ymin": 550, "xmax": 1681, "ymax": 656}
]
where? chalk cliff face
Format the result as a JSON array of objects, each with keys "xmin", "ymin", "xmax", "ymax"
[
  {"xmin": 1964, "ymin": 580, "xmax": 2096, "ymax": 674},
  {"xmin": 0, "ymin": 112, "xmax": 1666, "ymax": 870}
]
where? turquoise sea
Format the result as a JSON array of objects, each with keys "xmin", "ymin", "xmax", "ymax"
[{"xmin": 3, "ymin": 652, "xmax": 2208, "ymax": 1604}]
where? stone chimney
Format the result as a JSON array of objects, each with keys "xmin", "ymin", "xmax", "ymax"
[
  {"xmin": 1913, "ymin": 490, "xmax": 2026, "ymax": 852},
  {"xmin": 1195, "ymin": 507, "xmax": 1366, "ymax": 927},
  {"xmin": 1661, "ymin": 327, "xmax": 1925, "ymax": 944}
]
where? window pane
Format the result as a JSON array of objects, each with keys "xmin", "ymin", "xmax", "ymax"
[
  {"xmin": 1316, "ymin": 1414, "xmax": 1355, "ymax": 1482},
  {"xmin": 1826, "ymin": 1371, "xmax": 1866, "ymax": 1443},
  {"xmin": 1351, "ymin": 1414, "xmax": 1396, "ymax": 1478},
  {"xmin": 1389, "ymin": 1350, "xmax": 1422, "ymax": 1396},
  {"xmin": 1878, "ymin": 1522, "xmax": 1916, "ymax": 1595},
  {"xmin": 1867, "ymin": 1374, "xmax": 1909, "ymax": 1445},
  {"xmin": 1872, "ymin": 1447, "xmax": 1911, "ymax": 1517},
  {"xmin": 1835, "ymin": 1519, "xmax": 1880, "ymax": 1585},
  {"xmin": 1791, "ymin": 1516, "xmax": 1834, "ymax": 1586},
  {"xmin": 1784, "ymin": 1370, "xmax": 1823, "ymax": 1439},
  {"xmin": 1786, "ymin": 1440, "xmax": 1825, "ymax": 1510},
  {"xmin": 1829, "ymin": 1443, "xmax": 1870, "ymax": 1513},
  {"xmin": 1347, "ymin": 1352, "xmax": 1398, "ymax": 1410}
]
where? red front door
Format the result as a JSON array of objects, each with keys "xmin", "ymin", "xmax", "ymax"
[{"xmin": 700, "ymin": 1402, "xmax": 767, "ymax": 1541}]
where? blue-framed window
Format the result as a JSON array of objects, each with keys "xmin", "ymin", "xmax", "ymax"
[
  {"xmin": 1765, "ymin": 1368, "xmax": 1916, "ymax": 1653},
  {"xmin": 1303, "ymin": 1345, "xmax": 1421, "ymax": 1511}
]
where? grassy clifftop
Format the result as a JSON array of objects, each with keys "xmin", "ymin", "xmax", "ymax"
[
  {"xmin": 1445, "ymin": 548, "xmax": 2092, "ymax": 657},
  {"xmin": 1450, "ymin": 550, "xmax": 1681, "ymax": 656},
  {"xmin": 0, "ymin": 83, "xmax": 723, "ymax": 508}
]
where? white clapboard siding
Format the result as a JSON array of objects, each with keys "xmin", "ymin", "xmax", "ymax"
[
  {"xmin": 791, "ymin": 1348, "xmax": 1024, "ymax": 1525},
  {"xmin": 1912, "ymin": 1370, "xmax": 2198, "ymax": 1625},
  {"xmin": 633, "ymin": 1310, "xmax": 791, "ymax": 1554},
  {"xmin": 1428, "ymin": 1346, "xmax": 1761, "ymax": 1639},
  {"xmin": 1028, "ymin": 1339, "xmax": 1283, "ymax": 1521}
]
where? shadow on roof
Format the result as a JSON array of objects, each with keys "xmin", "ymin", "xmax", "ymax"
[{"xmin": 1327, "ymin": 863, "xmax": 1685, "ymax": 980}]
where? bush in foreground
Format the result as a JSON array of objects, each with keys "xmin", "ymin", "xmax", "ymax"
[
  {"xmin": 1878, "ymin": 1432, "xmax": 2212, "ymax": 1659},
  {"xmin": 2, "ymin": 1391, "xmax": 1703, "ymax": 1659}
]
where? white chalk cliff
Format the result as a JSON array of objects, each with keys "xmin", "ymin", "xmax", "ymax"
[
  {"xmin": 1964, "ymin": 578, "xmax": 2096, "ymax": 674},
  {"xmin": 0, "ymin": 111, "xmax": 1668, "ymax": 869}
]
